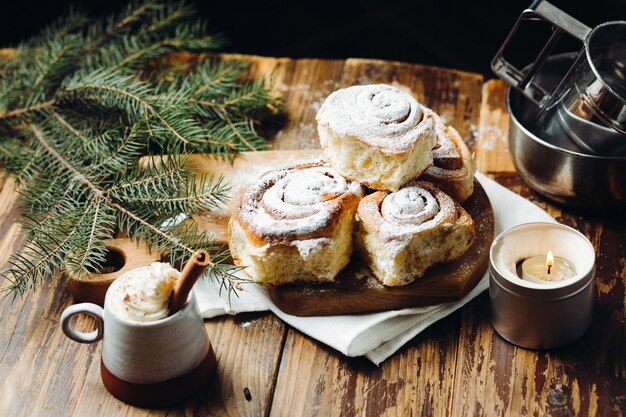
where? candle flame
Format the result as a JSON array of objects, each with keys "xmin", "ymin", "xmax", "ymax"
[{"xmin": 546, "ymin": 250, "xmax": 554, "ymax": 274}]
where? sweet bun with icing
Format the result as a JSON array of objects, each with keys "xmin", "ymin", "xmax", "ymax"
[
  {"xmin": 229, "ymin": 162, "xmax": 364, "ymax": 285},
  {"xmin": 356, "ymin": 180, "xmax": 475, "ymax": 286},
  {"xmin": 422, "ymin": 115, "xmax": 475, "ymax": 202},
  {"xmin": 316, "ymin": 84, "xmax": 436, "ymax": 191}
]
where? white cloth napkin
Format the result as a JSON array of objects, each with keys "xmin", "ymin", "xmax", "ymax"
[{"xmin": 193, "ymin": 173, "xmax": 556, "ymax": 365}]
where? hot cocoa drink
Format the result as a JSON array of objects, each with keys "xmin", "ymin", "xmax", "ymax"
[{"xmin": 61, "ymin": 260, "xmax": 216, "ymax": 407}]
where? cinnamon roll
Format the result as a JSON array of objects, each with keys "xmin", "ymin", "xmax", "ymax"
[
  {"xmin": 356, "ymin": 181, "xmax": 474, "ymax": 286},
  {"xmin": 316, "ymin": 84, "xmax": 436, "ymax": 191},
  {"xmin": 422, "ymin": 116, "xmax": 475, "ymax": 202},
  {"xmin": 229, "ymin": 162, "xmax": 364, "ymax": 285}
]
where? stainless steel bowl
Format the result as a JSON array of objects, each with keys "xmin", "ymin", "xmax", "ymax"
[{"xmin": 507, "ymin": 54, "xmax": 626, "ymax": 209}]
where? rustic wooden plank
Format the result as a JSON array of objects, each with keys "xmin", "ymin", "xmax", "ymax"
[
  {"xmin": 223, "ymin": 54, "xmax": 346, "ymax": 150},
  {"xmin": 451, "ymin": 80, "xmax": 626, "ymax": 417},
  {"xmin": 474, "ymin": 80, "xmax": 515, "ymax": 174},
  {"xmin": 0, "ymin": 178, "xmax": 101, "ymax": 417},
  {"xmin": 270, "ymin": 58, "xmax": 483, "ymax": 417},
  {"xmin": 0, "ymin": 280, "xmax": 100, "ymax": 417},
  {"xmin": 269, "ymin": 316, "xmax": 464, "ymax": 417}
]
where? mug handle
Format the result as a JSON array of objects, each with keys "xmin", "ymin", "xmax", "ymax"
[
  {"xmin": 491, "ymin": 1, "xmax": 592, "ymax": 107},
  {"xmin": 61, "ymin": 303, "xmax": 104, "ymax": 343}
]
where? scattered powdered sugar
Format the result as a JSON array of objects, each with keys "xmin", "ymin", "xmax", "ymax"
[
  {"xmin": 309, "ymin": 98, "xmax": 325, "ymax": 112},
  {"xmin": 273, "ymin": 122, "xmax": 319, "ymax": 150},
  {"xmin": 323, "ymin": 79, "xmax": 341, "ymax": 89},
  {"xmin": 316, "ymin": 84, "xmax": 435, "ymax": 152},
  {"xmin": 479, "ymin": 125, "xmax": 505, "ymax": 150},
  {"xmin": 437, "ymin": 112, "xmax": 450, "ymax": 125},
  {"xmin": 298, "ymin": 121, "xmax": 316, "ymax": 135},
  {"xmin": 470, "ymin": 123, "xmax": 479, "ymax": 141},
  {"xmin": 240, "ymin": 321, "xmax": 252, "ymax": 329}
]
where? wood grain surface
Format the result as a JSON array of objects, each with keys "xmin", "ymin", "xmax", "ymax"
[{"xmin": 0, "ymin": 56, "xmax": 624, "ymax": 417}]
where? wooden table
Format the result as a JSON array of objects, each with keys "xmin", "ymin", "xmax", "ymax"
[{"xmin": 1, "ymin": 55, "xmax": 624, "ymax": 417}]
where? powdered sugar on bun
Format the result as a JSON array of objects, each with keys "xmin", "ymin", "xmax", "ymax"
[
  {"xmin": 235, "ymin": 162, "xmax": 364, "ymax": 244},
  {"xmin": 316, "ymin": 84, "xmax": 435, "ymax": 153},
  {"xmin": 358, "ymin": 181, "xmax": 458, "ymax": 255},
  {"xmin": 432, "ymin": 118, "xmax": 462, "ymax": 170},
  {"xmin": 357, "ymin": 180, "xmax": 476, "ymax": 286},
  {"xmin": 423, "ymin": 116, "xmax": 475, "ymax": 202}
]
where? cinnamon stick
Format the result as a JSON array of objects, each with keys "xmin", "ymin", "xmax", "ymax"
[{"xmin": 169, "ymin": 250, "xmax": 211, "ymax": 314}]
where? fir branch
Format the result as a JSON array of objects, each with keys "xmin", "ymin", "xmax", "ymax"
[
  {"xmin": 13, "ymin": 123, "xmax": 242, "ymax": 292},
  {"xmin": 64, "ymin": 198, "xmax": 117, "ymax": 277},
  {"xmin": 29, "ymin": 124, "xmax": 103, "ymax": 197},
  {"xmin": 6, "ymin": 200, "xmax": 95, "ymax": 294},
  {"xmin": 145, "ymin": 1, "xmax": 195, "ymax": 34},
  {"xmin": 83, "ymin": 0, "xmax": 158, "ymax": 54},
  {"xmin": 0, "ymin": 99, "xmax": 55, "ymax": 120},
  {"xmin": 50, "ymin": 109, "xmax": 87, "ymax": 142},
  {"xmin": 106, "ymin": 159, "xmax": 183, "ymax": 192},
  {"xmin": 27, "ymin": 36, "xmax": 83, "ymax": 105},
  {"xmin": 0, "ymin": 0, "xmax": 282, "ymax": 299}
]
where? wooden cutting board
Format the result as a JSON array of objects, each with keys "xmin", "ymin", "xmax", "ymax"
[{"xmin": 166, "ymin": 150, "xmax": 494, "ymax": 316}]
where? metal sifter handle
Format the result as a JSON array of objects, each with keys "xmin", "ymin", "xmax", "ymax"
[{"xmin": 491, "ymin": 1, "xmax": 591, "ymax": 107}]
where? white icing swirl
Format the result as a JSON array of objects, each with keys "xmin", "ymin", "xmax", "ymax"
[
  {"xmin": 108, "ymin": 262, "xmax": 180, "ymax": 323},
  {"xmin": 237, "ymin": 163, "xmax": 363, "ymax": 242},
  {"xmin": 381, "ymin": 187, "xmax": 439, "ymax": 226},
  {"xmin": 316, "ymin": 84, "xmax": 434, "ymax": 151}
]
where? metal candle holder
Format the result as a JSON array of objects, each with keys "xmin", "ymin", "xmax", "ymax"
[{"xmin": 489, "ymin": 222, "xmax": 595, "ymax": 349}]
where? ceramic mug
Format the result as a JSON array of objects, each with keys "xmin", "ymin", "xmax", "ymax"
[{"xmin": 61, "ymin": 271, "xmax": 216, "ymax": 407}]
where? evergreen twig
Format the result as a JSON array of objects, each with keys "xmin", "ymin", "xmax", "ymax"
[{"xmin": 0, "ymin": 0, "xmax": 281, "ymax": 297}]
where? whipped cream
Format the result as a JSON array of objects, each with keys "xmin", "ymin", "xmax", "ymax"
[{"xmin": 109, "ymin": 262, "xmax": 180, "ymax": 322}]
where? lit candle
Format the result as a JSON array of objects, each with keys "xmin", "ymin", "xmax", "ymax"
[
  {"xmin": 517, "ymin": 250, "xmax": 577, "ymax": 284},
  {"xmin": 490, "ymin": 222, "xmax": 596, "ymax": 349}
]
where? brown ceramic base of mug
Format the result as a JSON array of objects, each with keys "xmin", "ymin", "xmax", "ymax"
[{"xmin": 100, "ymin": 344, "xmax": 216, "ymax": 408}]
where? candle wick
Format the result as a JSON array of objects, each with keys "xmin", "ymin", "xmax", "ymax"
[{"xmin": 547, "ymin": 265, "xmax": 551, "ymax": 275}]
